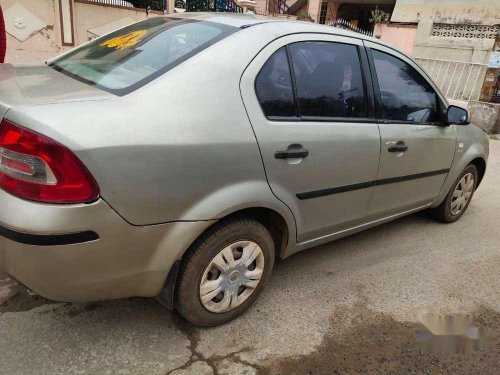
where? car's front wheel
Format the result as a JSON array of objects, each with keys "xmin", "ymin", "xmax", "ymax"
[
  {"xmin": 175, "ymin": 217, "xmax": 275, "ymax": 327},
  {"xmin": 429, "ymin": 164, "xmax": 478, "ymax": 223}
]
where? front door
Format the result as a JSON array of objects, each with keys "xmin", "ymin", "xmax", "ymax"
[
  {"xmin": 241, "ymin": 34, "xmax": 380, "ymax": 243},
  {"xmin": 365, "ymin": 42, "xmax": 457, "ymax": 217}
]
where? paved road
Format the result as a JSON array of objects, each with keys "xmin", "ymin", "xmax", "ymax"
[{"xmin": 1, "ymin": 140, "xmax": 499, "ymax": 375}]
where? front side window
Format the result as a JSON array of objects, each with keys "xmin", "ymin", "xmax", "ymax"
[
  {"xmin": 255, "ymin": 47, "xmax": 296, "ymax": 118},
  {"xmin": 49, "ymin": 17, "xmax": 237, "ymax": 95},
  {"xmin": 289, "ymin": 41, "xmax": 366, "ymax": 119},
  {"xmin": 372, "ymin": 50, "xmax": 440, "ymax": 123}
]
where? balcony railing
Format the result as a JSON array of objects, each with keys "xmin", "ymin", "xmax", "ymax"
[
  {"xmin": 77, "ymin": 0, "xmax": 167, "ymax": 11},
  {"xmin": 327, "ymin": 18, "xmax": 373, "ymax": 37}
]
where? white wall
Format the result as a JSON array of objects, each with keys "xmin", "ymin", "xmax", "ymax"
[
  {"xmin": 0, "ymin": 0, "xmax": 161, "ymax": 63},
  {"xmin": 392, "ymin": 0, "xmax": 500, "ymax": 24}
]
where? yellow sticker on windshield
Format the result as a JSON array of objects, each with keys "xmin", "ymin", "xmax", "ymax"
[{"xmin": 100, "ymin": 30, "xmax": 147, "ymax": 50}]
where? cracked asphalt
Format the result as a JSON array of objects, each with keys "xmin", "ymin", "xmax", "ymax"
[{"xmin": 1, "ymin": 140, "xmax": 499, "ymax": 375}]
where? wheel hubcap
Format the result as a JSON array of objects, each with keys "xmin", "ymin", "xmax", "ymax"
[
  {"xmin": 199, "ymin": 240, "xmax": 265, "ymax": 313},
  {"xmin": 450, "ymin": 173, "xmax": 474, "ymax": 216}
]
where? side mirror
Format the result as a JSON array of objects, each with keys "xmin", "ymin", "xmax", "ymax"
[{"xmin": 447, "ymin": 105, "xmax": 469, "ymax": 125}]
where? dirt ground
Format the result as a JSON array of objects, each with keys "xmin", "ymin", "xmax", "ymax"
[{"xmin": 262, "ymin": 302, "xmax": 499, "ymax": 375}]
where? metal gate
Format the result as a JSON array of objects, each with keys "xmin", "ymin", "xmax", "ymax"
[
  {"xmin": 185, "ymin": 0, "xmax": 242, "ymax": 12},
  {"xmin": 415, "ymin": 57, "xmax": 488, "ymax": 102},
  {"xmin": 82, "ymin": 0, "xmax": 168, "ymax": 11}
]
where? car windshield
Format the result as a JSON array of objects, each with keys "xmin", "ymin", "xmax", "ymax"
[{"xmin": 49, "ymin": 17, "xmax": 237, "ymax": 95}]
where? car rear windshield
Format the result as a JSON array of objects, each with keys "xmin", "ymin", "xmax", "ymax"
[{"xmin": 49, "ymin": 17, "xmax": 237, "ymax": 96}]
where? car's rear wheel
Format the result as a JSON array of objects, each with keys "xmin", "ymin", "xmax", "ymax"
[
  {"xmin": 175, "ymin": 217, "xmax": 275, "ymax": 327},
  {"xmin": 429, "ymin": 164, "xmax": 478, "ymax": 223}
]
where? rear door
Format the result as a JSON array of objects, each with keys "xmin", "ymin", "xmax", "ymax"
[
  {"xmin": 241, "ymin": 34, "xmax": 380, "ymax": 243},
  {"xmin": 364, "ymin": 41, "xmax": 457, "ymax": 217}
]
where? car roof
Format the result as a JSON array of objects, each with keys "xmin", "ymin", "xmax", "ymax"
[
  {"xmin": 170, "ymin": 12, "xmax": 383, "ymax": 43},
  {"xmin": 167, "ymin": 12, "xmax": 276, "ymax": 27},
  {"xmin": 163, "ymin": 13, "xmax": 411, "ymax": 64}
]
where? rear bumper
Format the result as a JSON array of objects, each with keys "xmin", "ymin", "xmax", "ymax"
[{"xmin": 0, "ymin": 189, "xmax": 214, "ymax": 302}]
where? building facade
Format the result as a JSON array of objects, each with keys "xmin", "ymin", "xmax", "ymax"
[{"xmin": 0, "ymin": 0, "xmax": 167, "ymax": 63}]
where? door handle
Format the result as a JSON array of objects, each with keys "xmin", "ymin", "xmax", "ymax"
[
  {"xmin": 388, "ymin": 142, "xmax": 408, "ymax": 153},
  {"xmin": 274, "ymin": 148, "xmax": 309, "ymax": 159}
]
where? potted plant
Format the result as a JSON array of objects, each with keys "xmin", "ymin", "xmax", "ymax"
[{"xmin": 369, "ymin": 8, "xmax": 391, "ymax": 38}]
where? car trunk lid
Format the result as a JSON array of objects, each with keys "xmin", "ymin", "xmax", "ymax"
[{"xmin": 0, "ymin": 63, "xmax": 113, "ymax": 118}]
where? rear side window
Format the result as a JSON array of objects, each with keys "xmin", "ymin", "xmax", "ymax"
[
  {"xmin": 372, "ymin": 50, "xmax": 440, "ymax": 123},
  {"xmin": 255, "ymin": 47, "xmax": 296, "ymax": 118},
  {"xmin": 49, "ymin": 17, "xmax": 237, "ymax": 96},
  {"xmin": 289, "ymin": 41, "xmax": 366, "ymax": 118}
]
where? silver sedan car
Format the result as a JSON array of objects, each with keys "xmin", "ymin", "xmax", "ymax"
[{"xmin": 0, "ymin": 14, "xmax": 489, "ymax": 326}]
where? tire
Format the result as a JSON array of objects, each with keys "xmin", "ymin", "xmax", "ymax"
[
  {"xmin": 175, "ymin": 217, "xmax": 275, "ymax": 327},
  {"xmin": 428, "ymin": 164, "xmax": 478, "ymax": 223}
]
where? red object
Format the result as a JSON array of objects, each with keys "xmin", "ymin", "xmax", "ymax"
[
  {"xmin": 0, "ymin": 6, "xmax": 6, "ymax": 63},
  {"xmin": 0, "ymin": 119, "xmax": 99, "ymax": 203}
]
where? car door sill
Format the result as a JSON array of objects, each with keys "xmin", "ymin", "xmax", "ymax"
[{"xmin": 294, "ymin": 202, "xmax": 434, "ymax": 252}]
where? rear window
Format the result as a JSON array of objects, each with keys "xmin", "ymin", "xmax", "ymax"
[{"xmin": 49, "ymin": 17, "xmax": 237, "ymax": 96}]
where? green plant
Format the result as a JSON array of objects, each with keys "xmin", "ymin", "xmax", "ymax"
[{"xmin": 369, "ymin": 8, "xmax": 391, "ymax": 23}]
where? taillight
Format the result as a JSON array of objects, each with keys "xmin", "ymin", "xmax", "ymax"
[{"xmin": 0, "ymin": 119, "xmax": 99, "ymax": 203}]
